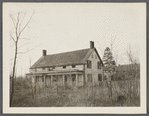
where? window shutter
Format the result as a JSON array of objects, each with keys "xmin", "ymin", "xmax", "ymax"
[
  {"xmin": 98, "ymin": 74, "xmax": 102, "ymax": 81},
  {"xmin": 87, "ymin": 60, "xmax": 92, "ymax": 69}
]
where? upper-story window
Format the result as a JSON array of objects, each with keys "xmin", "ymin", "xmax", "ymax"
[
  {"xmin": 87, "ymin": 60, "xmax": 92, "ymax": 69},
  {"xmin": 53, "ymin": 67, "xmax": 55, "ymax": 69},
  {"xmin": 95, "ymin": 55, "xmax": 97, "ymax": 59},
  {"xmin": 91, "ymin": 54, "xmax": 93, "ymax": 58},
  {"xmin": 72, "ymin": 65, "xmax": 76, "ymax": 68},
  {"xmin": 48, "ymin": 67, "xmax": 55, "ymax": 71},
  {"xmin": 97, "ymin": 61, "xmax": 101, "ymax": 69},
  {"xmin": 63, "ymin": 66, "xmax": 66, "ymax": 69}
]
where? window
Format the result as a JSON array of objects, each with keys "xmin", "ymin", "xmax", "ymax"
[
  {"xmin": 64, "ymin": 76, "xmax": 67, "ymax": 82},
  {"xmin": 98, "ymin": 74, "xmax": 102, "ymax": 81},
  {"xmin": 91, "ymin": 54, "xmax": 93, "ymax": 58},
  {"xmin": 52, "ymin": 67, "xmax": 55, "ymax": 69},
  {"xmin": 36, "ymin": 76, "xmax": 39, "ymax": 82},
  {"xmin": 97, "ymin": 61, "xmax": 101, "ymax": 69},
  {"xmin": 72, "ymin": 65, "xmax": 76, "ymax": 68},
  {"xmin": 63, "ymin": 66, "xmax": 66, "ymax": 68},
  {"xmin": 87, "ymin": 74, "xmax": 92, "ymax": 82},
  {"xmin": 72, "ymin": 77, "xmax": 76, "ymax": 81},
  {"xmin": 87, "ymin": 60, "xmax": 92, "ymax": 69},
  {"xmin": 48, "ymin": 68, "xmax": 51, "ymax": 71},
  {"xmin": 53, "ymin": 76, "xmax": 58, "ymax": 82},
  {"xmin": 95, "ymin": 55, "xmax": 97, "ymax": 59},
  {"xmin": 48, "ymin": 67, "xmax": 55, "ymax": 71}
]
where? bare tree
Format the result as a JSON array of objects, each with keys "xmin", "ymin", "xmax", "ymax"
[
  {"xmin": 126, "ymin": 45, "xmax": 139, "ymax": 64},
  {"xmin": 113, "ymin": 45, "xmax": 140, "ymax": 106},
  {"xmin": 9, "ymin": 11, "xmax": 35, "ymax": 107},
  {"xmin": 126, "ymin": 45, "xmax": 140, "ymax": 102},
  {"xmin": 101, "ymin": 34, "xmax": 126, "ymax": 106}
]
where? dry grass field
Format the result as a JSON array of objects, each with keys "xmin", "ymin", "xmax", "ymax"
[{"xmin": 11, "ymin": 77, "xmax": 140, "ymax": 107}]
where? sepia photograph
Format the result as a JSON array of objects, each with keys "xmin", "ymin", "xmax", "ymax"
[{"xmin": 3, "ymin": 3, "xmax": 146, "ymax": 114}]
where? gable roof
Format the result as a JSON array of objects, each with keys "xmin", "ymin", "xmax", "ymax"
[{"xmin": 30, "ymin": 48, "xmax": 103, "ymax": 69}]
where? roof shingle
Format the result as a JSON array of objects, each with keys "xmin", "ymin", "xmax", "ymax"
[{"xmin": 30, "ymin": 48, "xmax": 94, "ymax": 69}]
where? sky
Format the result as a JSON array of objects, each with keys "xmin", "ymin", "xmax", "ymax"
[{"xmin": 5, "ymin": 3, "xmax": 145, "ymax": 76}]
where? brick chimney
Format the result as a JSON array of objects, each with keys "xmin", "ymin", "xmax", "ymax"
[
  {"xmin": 42, "ymin": 50, "xmax": 47, "ymax": 56},
  {"xmin": 90, "ymin": 41, "xmax": 94, "ymax": 48}
]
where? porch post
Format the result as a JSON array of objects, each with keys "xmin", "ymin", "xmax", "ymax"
[
  {"xmin": 44, "ymin": 75, "xmax": 46, "ymax": 86},
  {"xmin": 34, "ymin": 76, "xmax": 36, "ymax": 84},
  {"xmin": 31, "ymin": 76, "xmax": 34, "ymax": 83},
  {"xmin": 76, "ymin": 74, "xmax": 78, "ymax": 87},
  {"xmin": 63, "ymin": 74, "xmax": 64, "ymax": 85},
  {"xmin": 56, "ymin": 75, "xmax": 58, "ymax": 94},
  {"xmin": 33, "ymin": 76, "xmax": 36, "ymax": 93},
  {"xmin": 51, "ymin": 75, "xmax": 52, "ymax": 87}
]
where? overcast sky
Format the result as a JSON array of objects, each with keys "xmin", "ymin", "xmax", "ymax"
[{"xmin": 5, "ymin": 3, "xmax": 145, "ymax": 76}]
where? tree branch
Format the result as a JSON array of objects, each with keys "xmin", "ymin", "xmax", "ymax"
[
  {"xmin": 9, "ymin": 14, "xmax": 16, "ymax": 28},
  {"xmin": 9, "ymin": 34, "xmax": 16, "ymax": 43},
  {"xmin": 19, "ymin": 38, "xmax": 31, "ymax": 40},
  {"xmin": 18, "ymin": 42, "xmax": 30, "ymax": 49},
  {"xmin": 19, "ymin": 12, "xmax": 26, "ymax": 33},
  {"xmin": 19, "ymin": 11, "xmax": 35, "ymax": 35},
  {"xmin": 17, "ymin": 47, "xmax": 35, "ymax": 54},
  {"xmin": 15, "ymin": 13, "xmax": 21, "ymax": 42}
]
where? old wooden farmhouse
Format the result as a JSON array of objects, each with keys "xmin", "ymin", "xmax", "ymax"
[{"xmin": 26, "ymin": 41, "xmax": 103, "ymax": 88}]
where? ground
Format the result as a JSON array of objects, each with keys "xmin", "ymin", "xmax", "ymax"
[{"xmin": 11, "ymin": 78, "xmax": 140, "ymax": 107}]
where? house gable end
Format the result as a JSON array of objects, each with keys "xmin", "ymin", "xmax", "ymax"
[
  {"xmin": 83, "ymin": 48, "xmax": 103, "ymax": 66},
  {"xmin": 94, "ymin": 48, "xmax": 104, "ymax": 66}
]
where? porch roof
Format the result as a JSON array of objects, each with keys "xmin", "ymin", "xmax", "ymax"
[{"xmin": 26, "ymin": 69, "xmax": 83, "ymax": 76}]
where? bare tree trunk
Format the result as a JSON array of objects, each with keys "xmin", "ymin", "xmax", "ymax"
[
  {"xmin": 9, "ymin": 11, "xmax": 35, "ymax": 107},
  {"xmin": 105, "ymin": 74, "xmax": 113, "ymax": 105},
  {"xmin": 10, "ymin": 44, "xmax": 17, "ymax": 107},
  {"xmin": 109, "ymin": 80, "xmax": 113, "ymax": 105}
]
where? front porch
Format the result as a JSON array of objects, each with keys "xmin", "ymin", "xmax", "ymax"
[{"xmin": 26, "ymin": 70, "xmax": 84, "ymax": 88}]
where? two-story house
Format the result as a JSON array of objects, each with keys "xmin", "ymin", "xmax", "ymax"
[{"xmin": 26, "ymin": 41, "xmax": 103, "ymax": 88}]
